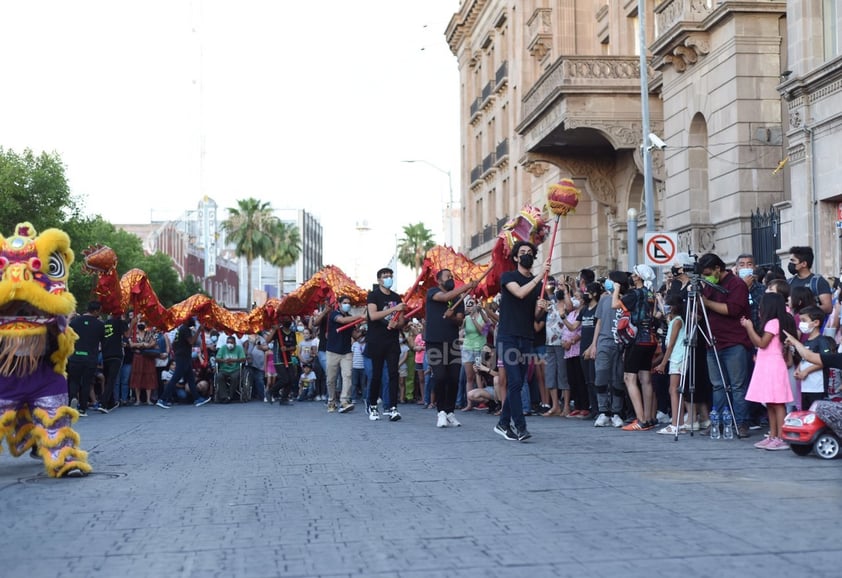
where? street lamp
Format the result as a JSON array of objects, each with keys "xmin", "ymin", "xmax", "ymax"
[{"xmin": 400, "ymin": 159, "xmax": 456, "ymax": 249}]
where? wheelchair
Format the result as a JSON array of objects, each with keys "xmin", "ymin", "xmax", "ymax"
[{"xmin": 213, "ymin": 363, "xmax": 253, "ymax": 403}]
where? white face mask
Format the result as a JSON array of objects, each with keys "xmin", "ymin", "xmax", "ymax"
[
  {"xmin": 798, "ymin": 321, "xmax": 813, "ymax": 334},
  {"xmin": 296, "ymin": 325, "xmax": 305, "ymax": 332},
  {"xmin": 571, "ymin": 298, "xmax": 581, "ymax": 308},
  {"xmin": 226, "ymin": 343, "xmax": 235, "ymax": 350}
]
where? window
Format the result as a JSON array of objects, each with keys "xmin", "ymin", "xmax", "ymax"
[{"xmin": 824, "ymin": 0, "xmax": 839, "ymax": 60}]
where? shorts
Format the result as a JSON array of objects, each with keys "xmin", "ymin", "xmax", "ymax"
[
  {"xmin": 623, "ymin": 343, "xmax": 657, "ymax": 374},
  {"xmin": 484, "ymin": 386, "xmax": 496, "ymax": 399},
  {"xmin": 399, "ymin": 364, "xmax": 408, "ymax": 378},
  {"xmin": 669, "ymin": 359, "xmax": 685, "ymax": 376},
  {"xmin": 461, "ymin": 347, "xmax": 482, "ymax": 365}
]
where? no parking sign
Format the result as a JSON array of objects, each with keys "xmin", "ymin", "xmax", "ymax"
[{"xmin": 644, "ymin": 232, "xmax": 678, "ymax": 267}]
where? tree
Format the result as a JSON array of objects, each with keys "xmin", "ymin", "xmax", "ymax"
[
  {"xmin": 221, "ymin": 198, "xmax": 277, "ymax": 307},
  {"xmin": 398, "ymin": 222, "xmax": 435, "ymax": 278},
  {"xmin": 267, "ymin": 220, "xmax": 302, "ymax": 297},
  {"xmin": 0, "ymin": 147, "xmax": 81, "ymax": 236}
]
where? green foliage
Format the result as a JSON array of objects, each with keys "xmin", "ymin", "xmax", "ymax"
[
  {"xmin": 222, "ymin": 198, "xmax": 279, "ymax": 303},
  {"xmin": 137, "ymin": 252, "xmax": 184, "ymax": 307},
  {"xmin": 267, "ymin": 219, "xmax": 302, "ymax": 295},
  {"xmin": 398, "ymin": 222, "xmax": 435, "ymax": 277},
  {"xmin": 0, "ymin": 147, "xmax": 80, "ymax": 235}
]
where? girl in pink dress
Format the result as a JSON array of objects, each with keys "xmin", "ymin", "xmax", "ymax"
[{"xmin": 740, "ymin": 292, "xmax": 796, "ymax": 450}]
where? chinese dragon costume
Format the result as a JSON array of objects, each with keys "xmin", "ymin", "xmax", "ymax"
[{"xmin": 0, "ymin": 222, "xmax": 91, "ymax": 477}]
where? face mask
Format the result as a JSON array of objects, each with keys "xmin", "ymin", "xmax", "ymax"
[
  {"xmin": 382, "ymin": 277, "xmax": 393, "ymax": 289},
  {"xmin": 671, "ymin": 266, "xmax": 682, "ymax": 277},
  {"xmin": 226, "ymin": 343, "xmax": 235, "ymax": 350},
  {"xmin": 555, "ymin": 290, "xmax": 565, "ymax": 301},
  {"xmin": 282, "ymin": 322, "xmax": 291, "ymax": 329},
  {"xmin": 191, "ymin": 350, "xmax": 199, "ymax": 359},
  {"xmin": 662, "ymin": 305, "xmax": 672, "ymax": 316},
  {"xmin": 442, "ymin": 279, "xmax": 455, "ymax": 291},
  {"xmin": 210, "ymin": 335, "xmax": 218, "ymax": 343},
  {"xmin": 787, "ymin": 262, "xmax": 798, "ymax": 276},
  {"xmin": 799, "ymin": 321, "xmax": 813, "ymax": 334},
  {"xmin": 137, "ymin": 324, "xmax": 146, "ymax": 331},
  {"xmin": 341, "ymin": 303, "xmax": 351, "ymax": 313},
  {"xmin": 296, "ymin": 325, "xmax": 305, "ymax": 332},
  {"xmin": 582, "ymin": 294, "xmax": 591, "ymax": 304},
  {"xmin": 738, "ymin": 268, "xmax": 753, "ymax": 279},
  {"xmin": 604, "ymin": 279, "xmax": 615, "ymax": 292},
  {"xmin": 703, "ymin": 274, "xmax": 718, "ymax": 285},
  {"xmin": 571, "ymin": 298, "xmax": 581, "ymax": 308},
  {"xmin": 518, "ymin": 254, "xmax": 534, "ymax": 269}
]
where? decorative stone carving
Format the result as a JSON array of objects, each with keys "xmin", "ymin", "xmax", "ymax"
[
  {"xmin": 564, "ymin": 119, "xmax": 643, "ymax": 149},
  {"xmin": 677, "ymin": 226, "xmax": 716, "ymax": 254},
  {"xmin": 527, "ymin": 8, "xmax": 553, "ymax": 62},
  {"xmin": 523, "ymin": 161, "xmax": 549, "ymax": 177},
  {"xmin": 657, "ymin": 0, "xmax": 714, "ymax": 35},
  {"xmin": 663, "ymin": 35, "xmax": 710, "ymax": 73},
  {"xmin": 523, "ymin": 153, "xmax": 618, "ymax": 206}
]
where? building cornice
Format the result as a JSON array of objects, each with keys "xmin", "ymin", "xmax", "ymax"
[{"xmin": 446, "ymin": 0, "xmax": 489, "ymax": 54}]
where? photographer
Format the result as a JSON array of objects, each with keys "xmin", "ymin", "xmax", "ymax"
[{"xmin": 698, "ymin": 252, "xmax": 752, "ymax": 438}]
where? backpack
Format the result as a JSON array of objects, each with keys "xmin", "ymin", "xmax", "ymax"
[{"xmin": 614, "ymin": 289, "xmax": 654, "ymax": 347}]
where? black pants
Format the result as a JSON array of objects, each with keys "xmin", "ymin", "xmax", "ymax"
[
  {"xmin": 427, "ymin": 341, "xmax": 461, "ymax": 414},
  {"xmin": 366, "ymin": 340, "xmax": 400, "ymax": 409},
  {"xmin": 67, "ymin": 359, "xmax": 98, "ymax": 411},
  {"xmin": 100, "ymin": 356, "xmax": 123, "ymax": 408},
  {"xmin": 272, "ymin": 363, "xmax": 298, "ymax": 400}
]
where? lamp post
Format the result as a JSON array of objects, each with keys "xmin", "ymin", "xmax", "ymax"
[
  {"xmin": 638, "ymin": 0, "xmax": 655, "ymax": 233},
  {"xmin": 627, "ymin": 208, "xmax": 638, "ymax": 270},
  {"xmin": 400, "ymin": 159, "xmax": 456, "ymax": 249}
]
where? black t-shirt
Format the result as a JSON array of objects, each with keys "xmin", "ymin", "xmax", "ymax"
[
  {"xmin": 172, "ymin": 324, "xmax": 195, "ymax": 359},
  {"xmin": 317, "ymin": 317, "xmax": 328, "ymax": 352},
  {"xmin": 497, "ymin": 270, "xmax": 542, "ymax": 340},
  {"xmin": 366, "ymin": 288, "xmax": 403, "ymax": 347},
  {"xmin": 70, "ymin": 314, "xmax": 105, "ymax": 361},
  {"xmin": 273, "ymin": 328, "xmax": 298, "ymax": 364},
  {"xmin": 326, "ymin": 310, "xmax": 353, "ymax": 354},
  {"xmin": 102, "ymin": 316, "xmax": 127, "ymax": 359},
  {"xmin": 424, "ymin": 287, "xmax": 464, "ymax": 343},
  {"xmin": 578, "ymin": 304, "xmax": 598, "ymax": 350}
]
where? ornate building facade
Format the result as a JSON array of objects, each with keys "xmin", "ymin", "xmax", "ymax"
[{"xmin": 447, "ymin": 0, "xmax": 837, "ymax": 276}]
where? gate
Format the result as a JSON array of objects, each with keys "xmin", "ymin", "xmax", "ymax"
[{"xmin": 750, "ymin": 206, "xmax": 781, "ymax": 268}]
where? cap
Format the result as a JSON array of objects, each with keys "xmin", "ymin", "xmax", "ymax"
[{"xmin": 632, "ymin": 264, "xmax": 656, "ymax": 283}]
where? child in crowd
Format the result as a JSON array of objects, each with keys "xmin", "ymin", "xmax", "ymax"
[
  {"xmin": 654, "ymin": 294, "xmax": 686, "ymax": 435},
  {"xmin": 264, "ymin": 330, "xmax": 276, "ymax": 402},
  {"xmin": 351, "ymin": 329, "xmax": 366, "ymax": 402},
  {"xmin": 794, "ymin": 306, "xmax": 836, "ymax": 409},
  {"xmin": 740, "ymin": 292, "xmax": 796, "ymax": 450},
  {"xmin": 297, "ymin": 363, "xmax": 317, "ymax": 401},
  {"xmin": 398, "ymin": 334, "xmax": 409, "ymax": 403}
]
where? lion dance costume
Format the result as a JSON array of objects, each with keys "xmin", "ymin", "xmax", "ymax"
[{"xmin": 0, "ymin": 222, "xmax": 91, "ymax": 477}]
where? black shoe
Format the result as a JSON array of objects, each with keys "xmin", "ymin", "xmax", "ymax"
[
  {"xmin": 493, "ymin": 424, "xmax": 518, "ymax": 441},
  {"xmin": 77, "ymin": 409, "xmax": 87, "ymax": 417},
  {"xmin": 29, "ymin": 446, "xmax": 40, "ymax": 460},
  {"xmin": 516, "ymin": 428, "xmax": 532, "ymax": 442}
]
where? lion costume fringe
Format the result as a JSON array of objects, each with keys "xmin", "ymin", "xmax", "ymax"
[{"xmin": 0, "ymin": 222, "xmax": 91, "ymax": 477}]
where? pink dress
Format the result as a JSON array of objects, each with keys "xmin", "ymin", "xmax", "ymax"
[{"xmin": 746, "ymin": 319, "xmax": 794, "ymax": 404}]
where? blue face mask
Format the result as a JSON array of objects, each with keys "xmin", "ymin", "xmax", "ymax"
[
  {"xmin": 341, "ymin": 303, "xmax": 351, "ymax": 313},
  {"xmin": 604, "ymin": 279, "xmax": 615, "ymax": 292},
  {"xmin": 738, "ymin": 268, "xmax": 753, "ymax": 279},
  {"xmin": 382, "ymin": 277, "xmax": 393, "ymax": 289},
  {"xmin": 662, "ymin": 305, "xmax": 672, "ymax": 315}
]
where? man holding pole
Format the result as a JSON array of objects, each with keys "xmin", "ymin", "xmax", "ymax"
[{"xmin": 365, "ymin": 267, "xmax": 406, "ymax": 422}]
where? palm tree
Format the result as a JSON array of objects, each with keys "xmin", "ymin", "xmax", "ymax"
[
  {"xmin": 267, "ymin": 220, "xmax": 302, "ymax": 297},
  {"xmin": 397, "ymin": 222, "xmax": 435, "ymax": 278},
  {"xmin": 221, "ymin": 198, "xmax": 276, "ymax": 307}
]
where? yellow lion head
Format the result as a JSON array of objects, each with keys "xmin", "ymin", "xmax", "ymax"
[{"xmin": 0, "ymin": 222, "xmax": 77, "ymax": 375}]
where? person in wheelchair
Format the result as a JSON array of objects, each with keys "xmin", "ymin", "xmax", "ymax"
[{"xmin": 215, "ymin": 335, "xmax": 247, "ymax": 403}]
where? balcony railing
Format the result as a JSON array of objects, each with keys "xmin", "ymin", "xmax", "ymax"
[
  {"xmin": 470, "ymin": 233, "xmax": 481, "ymax": 250},
  {"xmin": 495, "ymin": 61, "xmax": 508, "ymax": 88},
  {"xmin": 482, "ymin": 153, "xmax": 497, "ymax": 174},
  {"xmin": 495, "ymin": 139, "xmax": 509, "ymax": 162},
  {"xmin": 655, "ymin": 0, "xmax": 714, "ymax": 39},
  {"xmin": 482, "ymin": 226, "xmax": 493, "ymax": 244},
  {"xmin": 470, "ymin": 165, "xmax": 482, "ymax": 184},
  {"xmin": 497, "ymin": 217, "xmax": 508, "ymax": 233},
  {"xmin": 481, "ymin": 81, "xmax": 493, "ymax": 104},
  {"xmin": 469, "ymin": 97, "xmax": 481, "ymax": 119}
]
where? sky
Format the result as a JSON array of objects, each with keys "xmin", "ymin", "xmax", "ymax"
[{"xmin": 0, "ymin": 0, "xmax": 462, "ymax": 291}]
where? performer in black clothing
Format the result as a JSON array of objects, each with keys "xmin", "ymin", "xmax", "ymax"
[
  {"xmin": 67, "ymin": 301, "xmax": 106, "ymax": 416},
  {"xmin": 100, "ymin": 313, "xmax": 128, "ymax": 410},
  {"xmin": 365, "ymin": 267, "xmax": 406, "ymax": 422}
]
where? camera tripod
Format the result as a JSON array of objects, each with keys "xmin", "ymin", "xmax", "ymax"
[{"xmin": 672, "ymin": 277, "xmax": 738, "ymax": 441}]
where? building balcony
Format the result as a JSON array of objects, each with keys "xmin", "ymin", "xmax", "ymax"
[
  {"xmin": 497, "ymin": 216, "xmax": 508, "ymax": 233},
  {"xmin": 518, "ymin": 55, "xmax": 653, "ymax": 136},
  {"xmin": 469, "ymin": 97, "xmax": 482, "ymax": 122},
  {"xmin": 655, "ymin": 0, "xmax": 714, "ymax": 40},
  {"xmin": 470, "ymin": 233, "xmax": 481, "ymax": 250},
  {"xmin": 495, "ymin": 61, "xmax": 508, "ymax": 90},
  {"xmin": 495, "ymin": 139, "xmax": 509, "ymax": 165},
  {"xmin": 481, "ymin": 153, "xmax": 497, "ymax": 176},
  {"xmin": 481, "ymin": 81, "xmax": 494, "ymax": 105},
  {"xmin": 470, "ymin": 164, "xmax": 482, "ymax": 185},
  {"xmin": 482, "ymin": 225, "xmax": 494, "ymax": 244}
]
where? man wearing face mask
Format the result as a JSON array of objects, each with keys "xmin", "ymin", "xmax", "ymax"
[
  {"xmin": 493, "ymin": 241, "xmax": 551, "ymax": 441},
  {"xmin": 325, "ymin": 295, "xmax": 363, "ymax": 413},
  {"xmin": 215, "ymin": 335, "xmax": 247, "ymax": 403},
  {"xmin": 425, "ymin": 269, "xmax": 476, "ymax": 428},
  {"xmin": 787, "ymin": 246, "xmax": 832, "ymax": 314},
  {"xmin": 268, "ymin": 318, "xmax": 299, "ymax": 404},
  {"xmin": 365, "ymin": 267, "xmax": 406, "ymax": 421},
  {"xmin": 157, "ymin": 318, "xmax": 211, "ymax": 408},
  {"xmin": 698, "ymin": 252, "xmax": 752, "ymax": 438},
  {"xmin": 735, "ymin": 253, "xmax": 765, "ymax": 329}
]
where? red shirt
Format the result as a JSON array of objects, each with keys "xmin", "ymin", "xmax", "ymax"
[{"xmin": 702, "ymin": 271, "xmax": 752, "ymax": 350}]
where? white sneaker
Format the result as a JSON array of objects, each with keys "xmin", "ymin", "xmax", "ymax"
[
  {"xmin": 369, "ymin": 407, "xmax": 381, "ymax": 421},
  {"xmin": 387, "ymin": 407, "xmax": 401, "ymax": 422},
  {"xmin": 445, "ymin": 412, "xmax": 461, "ymax": 427},
  {"xmin": 436, "ymin": 411, "xmax": 448, "ymax": 428},
  {"xmin": 611, "ymin": 415, "xmax": 624, "ymax": 428},
  {"xmin": 594, "ymin": 413, "xmax": 610, "ymax": 427},
  {"xmin": 656, "ymin": 411, "xmax": 671, "ymax": 424}
]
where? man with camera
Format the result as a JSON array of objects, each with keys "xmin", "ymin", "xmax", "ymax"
[{"xmin": 698, "ymin": 253, "xmax": 752, "ymax": 438}]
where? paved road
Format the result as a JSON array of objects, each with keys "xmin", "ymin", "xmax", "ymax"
[{"xmin": 1, "ymin": 400, "xmax": 840, "ymax": 578}]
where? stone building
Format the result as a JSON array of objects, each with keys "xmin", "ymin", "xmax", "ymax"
[{"xmin": 446, "ymin": 0, "xmax": 826, "ymax": 277}]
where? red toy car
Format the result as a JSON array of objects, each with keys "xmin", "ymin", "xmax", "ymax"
[{"xmin": 782, "ymin": 399, "xmax": 842, "ymax": 459}]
